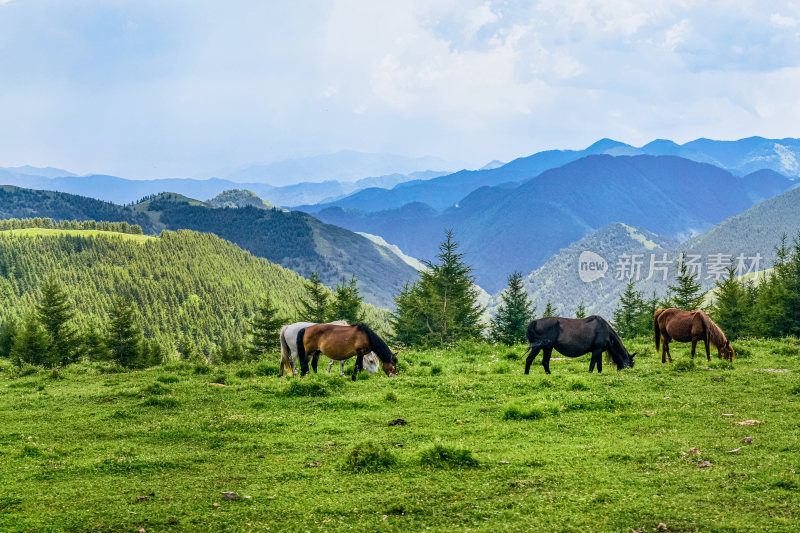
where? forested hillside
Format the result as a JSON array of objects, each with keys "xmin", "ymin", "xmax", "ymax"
[
  {"xmin": 0, "ymin": 186, "xmax": 418, "ymax": 307},
  {"xmin": 0, "ymin": 225, "xmax": 389, "ymax": 357}
]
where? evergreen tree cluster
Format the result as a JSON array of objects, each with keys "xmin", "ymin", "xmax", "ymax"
[
  {"xmin": 0, "ymin": 218, "xmax": 143, "ymax": 234},
  {"xmin": 490, "ymin": 272, "xmax": 535, "ymax": 345},
  {"xmin": 709, "ymin": 234, "xmax": 800, "ymax": 338}
]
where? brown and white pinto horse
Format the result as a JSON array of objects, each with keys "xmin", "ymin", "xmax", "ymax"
[
  {"xmin": 654, "ymin": 308, "xmax": 735, "ymax": 363},
  {"xmin": 296, "ymin": 323, "xmax": 398, "ymax": 380}
]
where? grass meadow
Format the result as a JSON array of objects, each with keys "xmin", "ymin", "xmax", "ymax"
[{"xmin": 1, "ymin": 337, "xmax": 799, "ymax": 532}]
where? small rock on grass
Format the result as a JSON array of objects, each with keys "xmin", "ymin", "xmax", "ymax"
[
  {"xmin": 499, "ymin": 460, "xmax": 510, "ymax": 464},
  {"xmin": 734, "ymin": 420, "xmax": 763, "ymax": 425},
  {"xmin": 388, "ymin": 418, "xmax": 407, "ymax": 426},
  {"xmin": 306, "ymin": 461, "xmax": 322, "ymax": 467},
  {"xmin": 689, "ymin": 447, "xmax": 701, "ymax": 455},
  {"xmin": 222, "ymin": 491, "xmax": 239, "ymax": 501},
  {"xmin": 697, "ymin": 460, "xmax": 713, "ymax": 468},
  {"xmin": 657, "ymin": 523, "xmax": 669, "ymax": 531},
  {"xmin": 742, "ymin": 436, "xmax": 753, "ymax": 444},
  {"xmin": 212, "ymin": 503, "xmax": 221, "ymax": 508},
  {"xmin": 728, "ymin": 448, "xmax": 741, "ymax": 454}
]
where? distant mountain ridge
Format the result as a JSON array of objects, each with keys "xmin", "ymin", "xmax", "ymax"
[
  {"xmin": 222, "ymin": 150, "xmax": 454, "ymax": 185},
  {"xmin": 315, "ymin": 155, "xmax": 793, "ymax": 292},
  {"xmin": 301, "ymin": 137, "xmax": 800, "ymax": 214},
  {"xmin": 0, "ymin": 168, "xmax": 449, "ymax": 207}
]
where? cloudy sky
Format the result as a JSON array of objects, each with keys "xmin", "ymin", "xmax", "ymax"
[{"xmin": 1, "ymin": 0, "xmax": 799, "ymax": 178}]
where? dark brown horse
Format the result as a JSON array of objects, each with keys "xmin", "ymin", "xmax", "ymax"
[
  {"xmin": 297, "ymin": 323, "xmax": 398, "ymax": 380},
  {"xmin": 654, "ymin": 308, "xmax": 735, "ymax": 363},
  {"xmin": 524, "ymin": 316, "xmax": 636, "ymax": 375}
]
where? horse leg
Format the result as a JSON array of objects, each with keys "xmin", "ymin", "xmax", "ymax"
[
  {"xmin": 524, "ymin": 346, "xmax": 542, "ymax": 374},
  {"xmin": 596, "ymin": 350, "xmax": 603, "ymax": 374},
  {"xmin": 691, "ymin": 338, "xmax": 697, "ymax": 359},
  {"xmin": 351, "ymin": 354, "xmax": 364, "ymax": 381},
  {"xmin": 299, "ymin": 353, "xmax": 310, "ymax": 377},
  {"xmin": 542, "ymin": 347, "xmax": 553, "ymax": 375},
  {"xmin": 339, "ymin": 360, "xmax": 346, "ymax": 376},
  {"xmin": 665, "ymin": 340, "xmax": 672, "ymax": 363},
  {"xmin": 705, "ymin": 339, "xmax": 711, "ymax": 362},
  {"xmin": 589, "ymin": 351, "xmax": 598, "ymax": 373}
]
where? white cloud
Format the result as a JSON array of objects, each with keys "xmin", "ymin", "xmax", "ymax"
[{"xmin": 1, "ymin": 0, "xmax": 800, "ymax": 177}]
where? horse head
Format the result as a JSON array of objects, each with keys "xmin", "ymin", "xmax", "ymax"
[
  {"xmin": 626, "ymin": 352, "xmax": 637, "ymax": 369},
  {"xmin": 720, "ymin": 341, "xmax": 735, "ymax": 361},
  {"xmin": 382, "ymin": 353, "xmax": 399, "ymax": 377}
]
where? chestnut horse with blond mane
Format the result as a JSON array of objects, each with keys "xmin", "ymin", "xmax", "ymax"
[{"xmin": 654, "ymin": 308, "xmax": 735, "ymax": 363}]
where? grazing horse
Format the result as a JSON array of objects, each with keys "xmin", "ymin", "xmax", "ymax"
[
  {"xmin": 524, "ymin": 316, "xmax": 636, "ymax": 375},
  {"xmin": 654, "ymin": 308, "xmax": 735, "ymax": 363},
  {"xmin": 279, "ymin": 320, "xmax": 352, "ymax": 377},
  {"xmin": 296, "ymin": 323, "xmax": 398, "ymax": 380}
]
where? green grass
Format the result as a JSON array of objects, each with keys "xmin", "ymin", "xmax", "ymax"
[{"xmin": 0, "ymin": 338, "xmax": 799, "ymax": 531}]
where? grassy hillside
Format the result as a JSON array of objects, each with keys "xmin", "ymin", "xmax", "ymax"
[
  {"xmin": 0, "ymin": 186, "xmax": 418, "ymax": 308},
  {"xmin": 0, "ymin": 226, "xmax": 390, "ymax": 354},
  {"xmin": 1, "ymin": 338, "xmax": 798, "ymax": 531}
]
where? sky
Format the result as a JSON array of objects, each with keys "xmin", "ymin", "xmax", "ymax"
[{"xmin": 1, "ymin": 0, "xmax": 800, "ymax": 179}]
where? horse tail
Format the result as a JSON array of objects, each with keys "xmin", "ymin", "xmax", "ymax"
[
  {"xmin": 295, "ymin": 327, "xmax": 307, "ymax": 364},
  {"xmin": 356, "ymin": 323, "xmax": 393, "ymax": 363},
  {"xmin": 653, "ymin": 308, "xmax": 664, "ymax": 351},
  {"xmin": 279, "ymin": 326, "xmax": 290, "ymax": 362}
]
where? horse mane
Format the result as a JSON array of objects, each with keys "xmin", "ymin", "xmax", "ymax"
[
  {"xmin": 356, "ymin": 324, "xmax": 394, "ymax": 363},
  {"xmin": 697, "ymin": 310, "xmax": 728, "ymax": 350}
]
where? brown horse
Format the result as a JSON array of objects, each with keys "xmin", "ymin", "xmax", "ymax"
[
  {"xmin": 654, "ymin": 308, "xmax": 735, "ymax": 363},
  {"xmin": 297, "ymin": 323, "xmax": 398, "ymax": 380}
]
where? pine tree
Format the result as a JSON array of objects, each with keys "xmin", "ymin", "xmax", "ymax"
[
  {"xmin": 420, "ymin": 230, "xmax": 485, "ymax": 344},
  {"xmin": 635, "ymin": 290, "xmax": 660, "ymax": 337},
  {"xmin": 299, "ymin": 272, "xmax": 329, "ymax": 323},
  {"xmin": 11, "ymin": 313, "xmax": 50, "ymax": 367},
  {"xmin": 328, "ymin": 276, "xmax": 365, "ymax": 324},
  {"xmin": 0, "ymin": 317, "xmax": 18, "ymax": 359},
  {"xmin": 710, "ymin": 264, "xmax": 747, "ymax": 339},
  {"xmin": 490, "ymin": 272, "xmax": 535, "ymax": 345},
  {"xmin": 248, "ymin": 296, "xmax": 284, "ymax": 360},
  {"xmin": 391, "ymin": 282, "xmax": 425, "ymax": 346},
  {"xmin": 391, "ymin": 231, "xmax": 485, "ymax": 346},
  {"xmin": 106, "ymin": 297, "xmax": 144, "ymax": 368},
  {"xmin": 542, "ymin": 301, "xmax": 557, "ymax": 317},
  {"xmin": 613, "ymin": 279, "xmax": 645, "ymax": 338},
  {"xmin": 81, "ymin": 319, "xmax": 111, "ymax": 362},
  {"xmin": 669, "ymin": 254, "xmax": 705, "ymax": 310},
  {"xmin": 36, "ymin": 274, "xmax": 79, "ymax": 366},
  {"xmin": 575, "ymin": 302, "xmax": 587, "ymax": 319}
]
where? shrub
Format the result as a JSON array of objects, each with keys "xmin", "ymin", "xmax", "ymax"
[
  {"xmin": 385, "ymin": 391, "xmax": 398, "ymax": 402},
  {"xmin": 156, "ymin": 375, "xmax": 179, "ymax": 384},
  {"xmin": 569, "ymin": 379, "xmax": 589, "ymax": 391},
  {"xmin": 255, "ymin": 362, "xmax": 279, "ymax": 376},
  {"xmin": 193, "ymin": 363, "xmax": 211, "ymax": 375},
  {"xmin": 236, "ymin": 368, "xmax": 254, "ymax": 378},
  {"xmin": 280, "ymin": 379, "xmax": 339, "ymax": 397},
  {"xmin": 212, "ymin": 373, "xmax": 227, "ymax": 385},
  {"xmin": 141, "ymin": 382, "xmax": 171, "ymax": 396},
  {"xmin": 142, "ymin": 397, "xmax": 179, "ymax": 408},
  {"xmin": 672, "ymin": 359, "xmax": 696, "ymax": 372},
  {"xmin": 418, "ymin": 444, "xmax": 478, "ymax": 468},
  {"xmin": 503, "ymin": 404, "xmax": 557, "ymax": 421},
  {"xmin": 430, "ymin": 365, "xmax": 443, "ymax": 376},
  {"xmin": 343, "ymin": 442, "xmax": 397, "ymax": 472}
]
